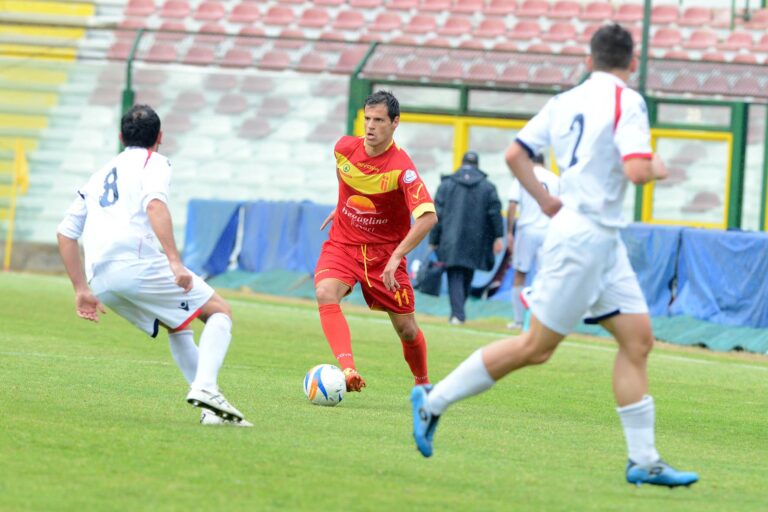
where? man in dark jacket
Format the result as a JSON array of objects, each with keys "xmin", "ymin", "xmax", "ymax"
[{"xmin": 429, "ymin": 151, "xmax": 504, "ymax": 324}]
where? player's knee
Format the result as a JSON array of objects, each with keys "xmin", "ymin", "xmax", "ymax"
[
  {"xmin": 397, "ymin": 323, "xmax": 419, "ymax": 341},
  {"xmin": 315, "ymin": 285, "xmax": 341, "ymax": 304},
  {"xmin": 521, "ymin": 338, "xmax": 554, "ymax": 365}
]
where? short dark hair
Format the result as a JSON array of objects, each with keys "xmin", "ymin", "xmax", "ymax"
[
  {"xmin": 590, "ymin": 23, "xmax": 634, "ymax": 71},
  {"xmin": 121, "ymin": 104, "xmax": 161, "ymax": 148},
  {"xmin": 364, "ymin": 90, "xmax": 400, "ymax": 121}
]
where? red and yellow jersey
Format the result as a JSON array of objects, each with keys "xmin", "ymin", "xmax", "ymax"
[{"xmin": 330, "ymin": 135, "xmax": 435, "ymax": 245}]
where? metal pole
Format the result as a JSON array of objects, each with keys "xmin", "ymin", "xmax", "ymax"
[
  {"xmin": 119, "ymin": 28, "xmax": 144, "ymax": 151},
  {"xmin": 638, "ymin": 0, "xmax": 652, "ymax": 96}
]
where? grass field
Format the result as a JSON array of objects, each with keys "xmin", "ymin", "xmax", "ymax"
[{"xmin": 2, "ymin": 272, "xmax": 767, "ymax": 511}]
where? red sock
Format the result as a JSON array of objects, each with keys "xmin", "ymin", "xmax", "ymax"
[
  {"xmin": 318, "ymin": 304, "xmax": 355, "ymax": 370},
  {"xmin": 401, "ymin": 329, "xmax": 429, "ymax": 385}
]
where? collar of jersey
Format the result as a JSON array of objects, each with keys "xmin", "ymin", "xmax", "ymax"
[{"xmin": 589, "ymin": 71, "xmax": 628, "ymax": 88}]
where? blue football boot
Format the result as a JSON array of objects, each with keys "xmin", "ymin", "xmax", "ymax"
[
  {"xmin": 410, "ymin": 385, "xmax": 440, "ymax": 458},
  {"xmin": 626, "ymin": 459, "xmax": 699, "ymax": 488}
]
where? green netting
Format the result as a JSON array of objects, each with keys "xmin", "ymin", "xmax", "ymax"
[{"xmin": 210, "ymin": 270, "xmax": 768, "ymax": 355}]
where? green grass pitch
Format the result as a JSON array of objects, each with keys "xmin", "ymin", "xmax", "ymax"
[{"xmin": 1, "ymin": 272, "xmax": 767, "ymax": 511}]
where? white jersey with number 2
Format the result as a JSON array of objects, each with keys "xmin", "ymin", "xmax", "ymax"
[
  {"xmin": 515, "ymin": 71, "xmax": 652, "ymax": 228},
  {"xmin": 57, "ymin": 147, "xmax": 171, "ymax": 281}
]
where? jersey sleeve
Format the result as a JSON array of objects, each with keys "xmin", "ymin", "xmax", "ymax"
[
  {"xmin": 515, "ymin": 98, "xmax": 554, "ymax": 158},
  {"xmin": 140, "ymin": 155, "xmax": 172, "ymax": 211},
  {"xmin": 400, "ymin": 167, "xmax": 435, "ymax": 219},
  {"xmin": 614, "ymin": 92, "xmax": 652, "ymax": 161},
  {"xmin": 508, "ymin": 179, "xmax": 521, "ymax": 203},
  {"xmin": 57, "ymin": 189, "xmax": 87, "ymax": 239}
]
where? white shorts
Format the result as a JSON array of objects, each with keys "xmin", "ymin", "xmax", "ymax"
[
  {"xmin": 529, "ymin": 209, "xmax": 648, "ymax": 336},
  {"xmin": 513, "ymin": 225, "xmax": 546, "ymax": 274},
  {"xmin": 90, "ymin": 258, "xmax": 215, "ymax": 337}
]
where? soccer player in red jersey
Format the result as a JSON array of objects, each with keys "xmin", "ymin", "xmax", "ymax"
[{"xmin": 315, "ymin": 90, "xmax": 438, "ymax": 392}]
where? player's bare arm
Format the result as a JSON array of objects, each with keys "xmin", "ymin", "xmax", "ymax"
[
  {"xmin": 381, "ymin": 212, "xmax": 438, "ymax": 291},
  {"xmin": 56, "ymin": 232, "xmax": 106, "ymax": 322},
  {"xmin": 320, "ymin": 209, "xmax": 335, "ymax": 230},
  {"xmin": 506, "ymin": 142, "xmax": 562, "ymax": 217},
  {"xmin": 624, "ymin": 153, "xmax": 668, "ymax": 185},
  {"xmin": 507, "ymin": 201, "xmax": 517, "ymax": 249},
  {"xmin": 146, "ymin": 199, "xmax": 192, "ymax": 292}
]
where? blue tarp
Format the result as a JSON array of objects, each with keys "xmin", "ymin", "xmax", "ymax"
[
  {"xmin": 671, "ymin": 228, "xmax": 768, "ymax": 328},
  {"xmin": 183, "ymin": 199, "xmax": 242, "ymax": 276}
]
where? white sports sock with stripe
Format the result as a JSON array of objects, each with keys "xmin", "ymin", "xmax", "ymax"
[
  {"xmin": 617, "ymin": 395, "xmax": 661, "ymax": 465},
  {"xmin": 427, "ymin": 349, "xmax": 495, "ymax": 416}
]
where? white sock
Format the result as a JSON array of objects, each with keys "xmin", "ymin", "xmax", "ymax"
[
  {"xmin": 168, "ymin": 329, "xmax": 198, "ymax": 384},
  {"xmin": 512, "ymin": 286, "xmax": 524, "ymax": 324},
  {"xmin": 427, "ymin": 349, "xmax": 495, "ymax": 416},
  {"xmin": 191, "ymin": 313, "xmax": 232, "ymax": 391},
  {"xmin": 617, "ymin": 395, "xmax": 661, "ymax": 465}
]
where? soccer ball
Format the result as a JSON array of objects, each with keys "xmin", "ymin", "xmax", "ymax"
[{"xmin": 303, "ymin": 364, "xmax": 345, "ymax": 406}]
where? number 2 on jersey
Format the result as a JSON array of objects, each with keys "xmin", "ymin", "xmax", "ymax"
[
  {"xmin": 99, "ymin": 167, "xmax": 119, "ymax": 207},
  {"xmin": 568, "ymin": 114, "xmax": 584, "ymax": 168}
]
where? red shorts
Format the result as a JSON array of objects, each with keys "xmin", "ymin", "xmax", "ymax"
[{"xmin": 314, "ymin": 240, "xmax": 415, "ymax": 314}]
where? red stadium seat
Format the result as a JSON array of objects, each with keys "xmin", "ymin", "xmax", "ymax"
[
  {"xmin": 278, "ymin": 0, "xmax": 304, "ymax": 4},
  {"xmin": 371, "ymin": 12, "xmax": 402, "ymax": 32},
  {"xmin": 718, "ymin": 31, "xmax": 752, "ymax": 51},
  {"xmin": 663, "ymin": 50, "xmax": 689, "ymax": 60},
  {"xmin": 299, "ymin": 8, "xmax": 330, "ymax": 28},
  {"xmin": 527, "ymin": 43, "xmax": 552, "ymax": 53},
  {"xmin": 578, "ymin": 23, "xmax": 601, "ymax": 44},
  {"xmin": 458, "ymin": 39, "xmax": 486, "ymax": 51},
  {"xmin": 702, "ymin": 75, "xmax": 730, "ymax": 94},
  {"xmin": 221, "ymin": 48, "xmax": 253, "ymax": 67},
  {"xmin": 464, "ymin": 62, "xmax": 497, "ymax": 82},
  {"xmin": 239, "ymin": 117, "xmax": 271, "ymax": 139},
  {"xmin": 241, "ymin": 75, "xmax": 275, "ymax": 93},
  {"xmin": 350, "ymin": 0, "xmax": 382, "ymax": 6},
  {"xmin": 259, "ymin": 50, "xmax": 292, "ymax": 70},
  {"xmin": 134, "ymin": 88, "xmax": 163, "ymax": 106},
  {"xmin": 406, "ymin": 14, "xmax": 438, "ymax": 34},
  {"xmin": 561, "ymin": 44, "xmax": 586, "ymax": 55},
  {"xmin": 754, "ymin": 33, "xmax": 768, "ymax": 52},
  {"xmin": 236, "ymin": 26, "xmax": 266, "ymax": 46},
  {"xmin": 163, "ymin": 112, "xmax": 191, "ymax": 133},
  {"xmin": 548, "ymin": 1, "xmax": 580, "ymax": 19},
  {"xmin": 531, "ymin": 66, "xmax": 564, "ymax": 85},
  {"xmin": 387, "ymin": 0, "xmax": 418, "ymax": 9},
  {"xmin": 683, "ymin": 30, "xmax": 718, "ymax": 50},
  {"xmin": 615, "ymin": 4, "xmax": 642, "ymax": 23},
  {"xmin": 182, "ymin": 45, "xmax": 215, "ymax": 65},
  {"xmin": 400, "ymin": 58, "xmax": 432, "ymax": 79},
  {"xmin": 264, "ymin": 6, "xmax": 294, "ymax": 26},
  {"xmin": 433, "ymin": 61, "xmax": 463, "ymax": 80},
  {"xmin": 420, "ymin": 37, "xmax": 452, "ymax": 53},
  {"xmin": 390, "ymin": 35, "xmax": 418, "ymax": 47},
  {"xmin": 580, "ymin": 2, "xmax": 613, "ymax": 21},
  {"xmin": 134, "ymin": 68, "xmax": 167, "ymax": 85},
  {"xmin": 174, "ymin": 90, "xmax": 206, "ymax": 110},
  {"xmin": 438, "ymin": 16, "xmax": 472, "ymax": 37},
  {"xmin": 651, "ymin": 5, "xmax": 678, "ymax": 24},
  {"xmin": 710, "ymin": 8, "xmax": 734, "ymax": 28},
  {"xmin": 229, "ymin": 3, "xmax": 260, "ymax": 24},
  {"xmin": 651, "ymin": 28, "xmax": 682, "ymax": 48},
  {"xmin": 744, "ymin": 8, "xmax": 768, "ymax": 29},
  {"xmin": 493, "ymin": 41, "xmax": 518, "ymax": 52},
  {"xmin": 333, "ymin": 11, "xmax": 364, "ymax": 30},
  {"xmin": 194, "ymin": 1, "xmax": 225, "ymax": 21},
  {"xmin": 517, "ymin": 0, "xmax": 548, "ymax": 18},
  {"xmin": 670, "ymin": 74, "xmax": 699, "ymax": 91},
  {"xmin": 195, "ymin": 22, "xmax": 226, "ymax": 44},
  {"xmin": 316, "ymin": 0, "xmax": 343, "ymax": 4},
  {"xmin": 421, "ymin": 0, "xmax": 452, "ymax": 12},
  {"xmin": 215, "ymin": 93, "xmax": 248, "ymax": 115},
  {"xmin": 334, "ymin": 47, "xmax": 368, "ymax": 73},
  {"xmin": 508, "ymin": 21, "xmax": 540, "ymax": 40},
  {"xmin": 474, "ymin": 18, "xmax": 506, "ymax": 38},
  {"xmin": 107, "ymin": 41, "xmax": 131, "ymax": 60},
  {"xmin": 542, "ymin": 22, "xmax": 576, "ymax": 42},
  {"xmin": 452, "ymin": 0, "xmax": 483, "ymax": 13},
  {"xmin": 734, "ymin": 76, "xmax": 761, "ymax": 95},
  {"xmin": 155, "ymin": 21, "xmax": 187, "ymax": 41},
  {"xmin": 126, "ymin": 0, "xmax": 155, "ymax": 16},
  {"xmin": 681, "ymin": 192, "xmax": 720, "ymax": 213},
  {"xmin": 679, "ymin": 7, "xmax": 711, "ymax": 27},
  {"xmin": 297, "ymin": 52, "xmax": 327, "ymax": 72},
  {"xmin": 499, "ymin": 64, "xmax": 529, "ymax": 83},
  {"xmin": 484, "ymin": 0, "xmax": 516, "ymax": 16},
  {"xmin": 159, "ymin": 0, "xmax": 190, "ymax": 19},
  {"xmin": 732, "ymin": 53, "xmax": 759, "ymax": 64},
  {"xmin": 701, "ymin": 51, "xmax": 726, "ymax": 62},
  {"xmin": 274, "ymin": 28, "xmax": 306, "ymax": 49},
  {"xmin": 361, "ymin": 56, "xmax": 399, "ymax": 75},
  {"xmin": 145, "ymin": 43, "xmax": 177, "ymax": 63}
]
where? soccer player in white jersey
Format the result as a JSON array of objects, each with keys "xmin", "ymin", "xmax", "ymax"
[
  {"xmin": 506, "ymin": 154, "xmax": 559, "ymax": 329},
  {"xmin": 57, "ymin": 105, "xmax": 250, "ymax": 427},
  {"xmin": 411, "ymin": 25, "xmax": 698, "ymax": 487}
]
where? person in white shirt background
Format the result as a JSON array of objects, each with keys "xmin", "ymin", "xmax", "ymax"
[
  {"xmin": 506, "ymin": 153, "xmax": 559, "ymax": 329},
  {"xmin": 57, "ymin": 104, "xmax": 250, "ymax": 427},
  {"xmin": 411, "ymin": 24, "xmax": 698, "ymax": 488}
]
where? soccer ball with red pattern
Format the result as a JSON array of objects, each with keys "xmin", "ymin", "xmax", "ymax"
[{"xmin": 303, "ymin": 364, "xmax": 345, "ymax": 406}]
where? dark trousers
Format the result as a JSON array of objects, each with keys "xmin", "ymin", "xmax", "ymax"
[{"xmin": 446, "ymin": 266, "xmax": 474, "ymax": 322}]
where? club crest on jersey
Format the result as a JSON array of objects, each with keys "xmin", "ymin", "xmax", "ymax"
[
  {"xmin": 341, "ymin": 164, "xmax": 351, "ymax": 174},
  {"xmin": 403, "ymin": 169, "xmax": 418, "ymax": 184}
]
